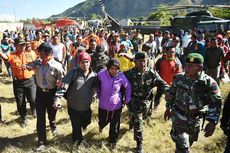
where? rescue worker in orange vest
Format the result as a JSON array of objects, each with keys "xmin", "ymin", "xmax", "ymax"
[{"xmin": 0, "ymin": 37, "xmax": 37, "ymax": 127}]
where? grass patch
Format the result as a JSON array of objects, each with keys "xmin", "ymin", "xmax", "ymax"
[{"xmin": 0, "ymin": 69, "xmax": 229, "ymax": 153}]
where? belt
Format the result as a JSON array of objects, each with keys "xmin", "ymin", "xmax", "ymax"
[
  {"xmin": 174, "ymin": 104, "xmax": 204, "ymax": 118},
  {"xmin": 14, "ymin": 77, "xmax": 33, "ymax": 82},
  {"xmin": 38, "ymin": 87, "xmax": 56, "ymax": 93}
]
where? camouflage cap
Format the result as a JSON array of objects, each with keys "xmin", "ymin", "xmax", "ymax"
[
  {"xmin": 135, "ymin": 51, "xmax": 147, "ymax": 60},
  {"xmin": 185, "ymin": 53, "xmax": 204, "ymax": 64}
]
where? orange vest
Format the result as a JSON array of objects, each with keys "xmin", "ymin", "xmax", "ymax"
[{"xmin": 8, "ymin": 51, "xmax": 37, "ymax": 80}]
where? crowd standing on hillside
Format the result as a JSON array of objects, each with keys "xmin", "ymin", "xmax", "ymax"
[{"xmin": 0, "ymin": 25, "xmax": 229, "ymax": 153}]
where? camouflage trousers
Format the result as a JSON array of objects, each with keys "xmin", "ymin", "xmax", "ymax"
[
  {"xmin": 128, "ymin": 100, "xmax": 150, "ymax": 142},
  {"xmin": 171, "ymin": 115, "xmax": 201, "ymax": 150}
]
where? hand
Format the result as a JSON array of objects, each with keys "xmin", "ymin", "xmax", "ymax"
[
  {"xmin": 53, "ymin": 101, "xmax": 62, "ymax": 110},
  {"xmin": 56, "ymin": 80, "xmax": 64, "ymax": 88},
  {"xmin": 164, "ymin": 109, "xmax": 173, "ymax": 121},
  {"xmin": 204, "ymin": 122, "xmax": 216, "ymax": 137},
  {"xmin": 21, "ymin": 64, "xmax": 27, "ymax": 70}
]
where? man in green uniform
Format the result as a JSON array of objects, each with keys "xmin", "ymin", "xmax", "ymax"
[
  {"xmin": 125, "ymin": 51, "xmax": 169, "ymax": 153},
  {"xmin": 164, "ymin": 53, "xmax": 222, "ymax": 153}
]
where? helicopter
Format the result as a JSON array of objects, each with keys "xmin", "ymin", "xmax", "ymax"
[
  {"xmin": 100, "ymin": 2, "xmax": 230, "ymax": 35},
  {"xmin": 152, "ymin": 5, "xmax": 230, "ymax": 34}
]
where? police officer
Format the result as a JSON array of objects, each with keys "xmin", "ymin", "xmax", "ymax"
[
  {"xmin": 125, "ymin": 51, "xmax": 169, "ymax": 153},
  {"xmin": 164, "ymin": 53, "xmax": 222, "ymax": 153},
  {"xmin": 25, "ymin": 43, "xmax": 65, "ymax": 151},
  {"xmin": 0, "ymin": 38, "xmax": 37, "ymax": 127}
]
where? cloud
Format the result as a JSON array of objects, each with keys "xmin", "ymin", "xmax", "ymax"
[{"xmin": 0, "ymin": 14, "xmax": 16, "ymax": 22}]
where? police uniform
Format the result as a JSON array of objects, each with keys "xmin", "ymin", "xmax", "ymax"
[
  {"xmin": 29, "ymin": 43, "xmax": 65, "ymax": 146},
  {"xmin": 125, "ymin": 51, "xmax": 169, "ymax": 152},
  {"xmin": 166, "ymin": 53, "xmax": 222, "ymax": 152},
  {"xmin": 2, "ymin": 38, "xmax": 37, "ymax": 125}
]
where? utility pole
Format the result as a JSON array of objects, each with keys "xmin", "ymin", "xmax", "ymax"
[{"xmin": 13, "ymin": 7, "xmax": 16, "ymax": 22}]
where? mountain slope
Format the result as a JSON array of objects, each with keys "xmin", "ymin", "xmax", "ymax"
[{"xmin": 51, "ymin": 0, "xmax": 230, "ymax": 19}]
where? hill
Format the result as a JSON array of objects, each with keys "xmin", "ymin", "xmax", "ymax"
[{"xmin": 51, "ymin": 0, "xmax": 230, "ymax": 19}]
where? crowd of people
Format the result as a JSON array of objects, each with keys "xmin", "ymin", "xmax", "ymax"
[{"xmin": 0, "ymin": 26, "xmax": 229, "ymax": 153}]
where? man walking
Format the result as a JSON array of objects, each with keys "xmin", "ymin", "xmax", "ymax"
[
  {"xmin": 164, "ymin": 53, "xmax": 222, "ymax": 153},
  {"xmin": 125, "ymin": 51, "xmax": 169, "ymax": 153}
]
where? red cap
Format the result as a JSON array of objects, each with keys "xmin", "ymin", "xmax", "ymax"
[
  {"xmin": 78, "ymin": 52, "xmax": 91, "ymax": 64},
  {"xmin": 216, "ymin": 34, "xmax": 223, "ymax": 39}
]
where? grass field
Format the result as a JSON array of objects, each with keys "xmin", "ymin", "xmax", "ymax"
[{"xmin": 0, "ymin": 68, "xmax": 229, "ymax": 153}]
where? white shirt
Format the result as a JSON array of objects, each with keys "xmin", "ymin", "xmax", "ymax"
[
  {"xmin": 182, "ymin": 34, "xmax": 191, "ymax": 48},
  {"xmin": 51, "ymin": 43, "xmax": 65, "ymax": 62}
]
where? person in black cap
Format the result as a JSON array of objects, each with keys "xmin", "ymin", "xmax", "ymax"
[
  {"xmin": 125, "ymin": 51, "xmax": 169, "ymax": 153},
  {"xmin": 0, "ymin": 37, "xmax": 37, "ymax": 127},
  {"xmin": 164, "ymin": 53, "xmax": 221, "ymax": 153},
  {"xmin": 91, "ymin": 45, "xmax": 109, "ymax": 73},
  {"xmin": 24, "ymin": 42, "xmax": 65, "ymax": 151}
]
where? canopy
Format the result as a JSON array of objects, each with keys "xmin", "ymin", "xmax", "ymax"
[{"xmin": 55, "ymin": 18, "xmax": 77, "ymax": 27}]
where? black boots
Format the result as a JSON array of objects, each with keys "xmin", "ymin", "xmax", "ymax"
[{"xmin": 136, "ymin": 141, "xmax": 144, "ymax": 153}]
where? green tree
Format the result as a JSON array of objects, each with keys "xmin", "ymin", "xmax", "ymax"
[
  {"xmin": 90, "ymin": 13, "xmax": 102, "ymax": 20},
  {"xmin": 147, "ymin": 5, "xmax": 173, "ymax": 26},
  {"xmin": 208, "ymin": 7, "xmax": 230, "ymax": 19}
]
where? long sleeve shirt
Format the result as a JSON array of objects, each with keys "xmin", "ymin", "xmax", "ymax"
[{"xmin": 97, "ymin": 70, "xmax": 131, "ymax": 111}]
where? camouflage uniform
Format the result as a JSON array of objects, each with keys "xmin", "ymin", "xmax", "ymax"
[
  {"xmin": 166, "ymin": 72, "xmax": 221, "ymax": 151},
  {"xmin": 125, "ymin": 67, "xmax": 169, "ymax": 142}
]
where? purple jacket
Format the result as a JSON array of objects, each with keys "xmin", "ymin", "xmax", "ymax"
[{"xmin": 97, "ymin": 69, "xmax": 131, "ymax": 111}]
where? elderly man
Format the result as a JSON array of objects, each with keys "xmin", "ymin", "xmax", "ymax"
[
  {"xmin": 125, "ymin": 51, "xmax": 169, "ymax": 153},
  {"xmin": 164, "ymin": 53, "xmax": 222, "ymax": 153}
]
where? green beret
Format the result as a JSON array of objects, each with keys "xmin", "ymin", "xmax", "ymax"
[
  {"xmin": 185, "ymin": 53, "xmax": 204, "ymax": 64},
  {"xmin": 135, "ymin": 51, "xmax": 147, "ymax": 60}
]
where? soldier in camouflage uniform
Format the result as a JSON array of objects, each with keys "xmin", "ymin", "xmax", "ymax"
[
  {"xmin": 164, "ymin": 53, "xmax": 222, "ymax": 153},
  {"xmin": 125, "ymin": 51, "xmax": 169, "ymax": 153}
]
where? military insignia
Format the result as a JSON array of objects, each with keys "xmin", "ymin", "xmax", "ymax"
[{"xmin": 190, "ymin": 57, "xmax": 194, "ymax": 62}]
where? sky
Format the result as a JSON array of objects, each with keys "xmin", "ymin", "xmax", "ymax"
[{"xmin": 0, "ymin": 0, "xmax": 85, "ymax": 21}]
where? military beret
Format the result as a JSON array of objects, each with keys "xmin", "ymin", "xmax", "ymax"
[
  {"xmin": 185, "ymin": 53, "xmax": 204, "ymax": 64},
  {"xmin": 135, "ymin": 51, "xmax": 147, "ymax": 60}
]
